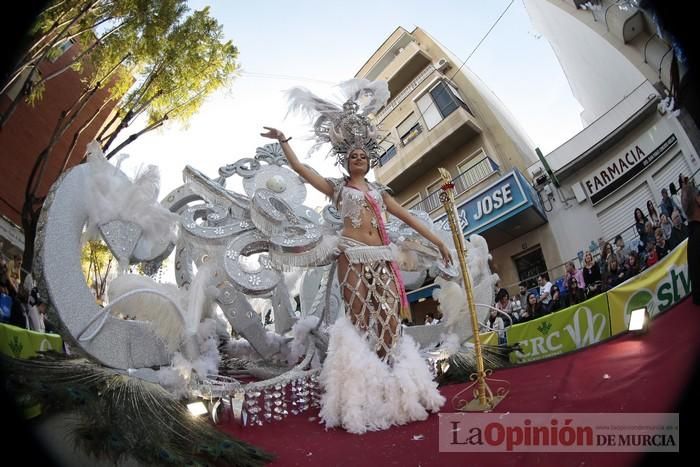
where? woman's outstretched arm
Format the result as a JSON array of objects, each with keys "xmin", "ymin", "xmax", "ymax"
[
  {"xmin": 260, "ymin": 126, "xmax": 334, "ymax": 198},
  {"xmin": 383, "ymin": 193, "xmax": 453, "ymax": 266}
]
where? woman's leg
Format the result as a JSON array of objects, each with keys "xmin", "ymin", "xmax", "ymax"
[
  {"xmin": 337, "ymin": 254, "xmax": 370, "ymax": 333},
  {"xmin": 337, "ymin": 256, "xmax": 400, "ymax": 360},
  {"xmin": 372, "ymin": 262, "xmax": 400, "ymax": 360}
]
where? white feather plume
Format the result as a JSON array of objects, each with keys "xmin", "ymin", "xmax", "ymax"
[{"xmin": 106, "ymin": 274, "xmax": 187, "ymax": 353}]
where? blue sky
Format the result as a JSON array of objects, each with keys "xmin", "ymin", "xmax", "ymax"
[{"xmin": 117, "ymin": 0, "xmax": 584, "ymax": 209}]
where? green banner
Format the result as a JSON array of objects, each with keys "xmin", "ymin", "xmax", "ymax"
[
  {"xmin": 607, "ymin": 240, "xmax": 689, "ymax": 335},
  {"xmin": 0, "ymin": 323, "xmax": 63, "ymax": 359},
  {"xmin": 506, "ymin": 293, "xmax": 612, "ymax": 363}
]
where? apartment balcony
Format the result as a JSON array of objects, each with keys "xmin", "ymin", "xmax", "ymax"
[
  {"xmin": 377, "ymin": 41, "xmax": 433, "ymax": 98},
  {"xmin": 411, "ymin": 156, "xmax": 500, "ymax": 215},
  {"xmin": 376, "ymin": 106, "xmax": 482, "ymax": 193}
]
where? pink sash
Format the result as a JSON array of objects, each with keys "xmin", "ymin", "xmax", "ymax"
[{"xmin": 345, "ymin": 184, "xmax": 410, "ymax": 320}]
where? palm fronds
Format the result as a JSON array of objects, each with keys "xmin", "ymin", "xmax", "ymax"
[
  {"xmin": 436, "ymin": 343, "xmax": 520, "ymax": 386},
  {"xmin": 1, "ymin": 352, "xmax": 273, "ymax": 466}
]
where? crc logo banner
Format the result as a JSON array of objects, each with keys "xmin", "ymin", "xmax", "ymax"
[
  {"xmin": 607, "ymin": 239, "xmax": 689, "ymax": 336},
  {"xmin": 506, "ymin": 293, "xmax": 611, "ymax": 363}
]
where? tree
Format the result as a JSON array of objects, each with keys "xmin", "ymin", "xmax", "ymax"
[
  {"xmin": 0, "ymin": 0, "xmax": 186, "ymax": 127},
  {"xmin": 81, "ymin": 240, "xmax": 114, "ymax": 303},
  {"xmin": 13, "ymin": 1, "xmax": 238, "ymax": 278}
]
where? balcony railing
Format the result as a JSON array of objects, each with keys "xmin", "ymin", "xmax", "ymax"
[
  {"xmin": 411, "ymin": 156, "xmax": 500, "ymax": 214},
  {"xmin": 400, "ymin": 122, "xmax": 423, "ymax": 146},
  {"xmin": 376, "ymin": 64, "xmax": 435, "ymax": 122}
]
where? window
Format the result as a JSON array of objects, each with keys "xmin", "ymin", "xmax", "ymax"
[
  {"xmin": 455, "ymin": 150, "xmax": 498, "ymax": 195},
  {"xmin": 431, "ymin": 81, "xmax": 459, "ymax": 118},
  {"xmin": 426, "ymin": 178, "xmax": 443, "ymax": 197},
  {"xmin": 5, "ymin": 68, "xmax": 41, "ymax": 101},
  {"xmin": 415, "ymin": 80, "xmax": 466, "ymax": 130},
  {"xmin": 416, "ymin": 92, "xmax": 442, "ymax": 130},
  {"xmin": 420, "ymin": 177, "xmax": 446, "ymax": 212},
  {"xmin": 50, "ymin": 39, "xmax": 75, "ymax": 62},
  {"xmin": 514, "ymin": 247, "xmax": 548, "ymax": 290},
  {"xmin": 378, "ymin": 135, "xmax": 396, "ymax": 166},
  {"xmin": 402, "ymin": 193, "xmax": 422, "ymax": 209},
  {"xmin": 396, "ymin": 112, "xmax": 422, "ymax": 146},
  {"xmin": 457, "ymin": 149, "xmax": 487, "ymax": 174}
]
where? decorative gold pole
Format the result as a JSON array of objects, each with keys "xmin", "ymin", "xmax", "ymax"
[{"xmin": 438, "ymin": 168, "xmax": 507, "ymax": 411}]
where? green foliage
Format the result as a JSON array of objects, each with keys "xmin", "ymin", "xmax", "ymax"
[
  {"xmin": 80, "ymin": 240, "xmax": 114, "ymax": 302},
  {"xmin": 16, "ymin": 0, "xmax": 238, "ymax": 145}
]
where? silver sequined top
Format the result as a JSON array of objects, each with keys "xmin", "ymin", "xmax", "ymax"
[{"xmin": 326, "ymin": 177, "xmax": 390, "ymax": 229}]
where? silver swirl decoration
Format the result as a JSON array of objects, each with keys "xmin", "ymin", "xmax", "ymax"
[
  {"xmin": 269, "ymin": 224, "xmax": 322, "ymax": 254},
  {"xmin": 224, "ymin": 230, "xmax": 281, "ymax": 296},
  {"xmin": 242, "ymin": 164, "xmax": 307, "ymax": 206},
  {"xmin": 250, "ymin": 188, "xmax": 299, "ymax": 236},
  {"xmin": 181, "ymin": 203, "xmax": 255, "ymax": 241},
  {"xmin": 254, "ymin": 142, "xmax": 287, "ymax": 166},
  {"xmin": 321, "ymin": 205, "xmax": 343, "ymax": 231},
  {"xmin": 231, "ymin": 158, "xmax": 261, "ymax": 179}
]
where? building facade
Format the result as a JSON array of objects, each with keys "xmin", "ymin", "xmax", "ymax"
[
  {"xmin": 355, "ymin": 27, "xmax": 561, "ymax": 319},
  {"xmin": 523, "ymin": 0, "xmax": 700, "ymax": 278},
  {"xmin": 0, "ymin": 39, "xmax": 120, "ymax": 260}
]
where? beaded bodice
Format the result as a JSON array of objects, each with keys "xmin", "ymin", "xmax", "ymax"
[{"xmin": 326, "ymin": 177, "xmax": 388, "ymax": 230}]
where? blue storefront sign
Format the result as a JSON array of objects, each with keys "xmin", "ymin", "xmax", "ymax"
[{"xmin": 436, "ymin": 170, "xmax": 544, "ymax": 236}]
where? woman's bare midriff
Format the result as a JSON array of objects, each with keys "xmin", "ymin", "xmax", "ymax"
[{"xmin": 340, "ymin": 218, "xmax": 383, "ymax": 246}]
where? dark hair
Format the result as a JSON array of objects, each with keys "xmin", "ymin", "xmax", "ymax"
[
  {"xmin": 669, "ymin": 182, "xmax": 677, "ymax": 195},
  {"xmin": 568, "ymin": 277, "xmax": 579, "ymax": 288},
  {"xmin": 634, "ymin": 208, "xmax": 646, "ymax": 222},
  {"xmin": 614, "ymin": 235, "xmax": 623, "ymax": 243},
  {"xmin": 647, "ymin": 200, "xmax": 658, "ymax": 216},
  {"xmin": 538, "ymin": 272, "xmax": 549, "ymax": 281},
  {"xmin": 495, "ymin": 288, "xmax": 509, "ymax": 302}
]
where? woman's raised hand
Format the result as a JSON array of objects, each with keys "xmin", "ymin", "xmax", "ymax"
[
  {"xmin": 260, "ymin": 126, "xmax": 285, "ymax": 141},
  {"xmin": 438, "ymin": 242, "xmax": 453, "ymax": 267}
]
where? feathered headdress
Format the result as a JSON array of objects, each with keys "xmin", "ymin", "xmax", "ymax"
[{"xmin": 286, "ymin": 79, "xmax": 390, "ymax": 172}]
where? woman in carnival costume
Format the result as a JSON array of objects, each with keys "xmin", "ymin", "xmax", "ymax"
[{"xmin": 261, "ymin": 79, "xmax": 452, "ymax": 433}]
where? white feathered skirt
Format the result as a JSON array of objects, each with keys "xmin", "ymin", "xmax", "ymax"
[{"xmin": 319, "ymin": 315, "xmax": 445, "ymax": 434}]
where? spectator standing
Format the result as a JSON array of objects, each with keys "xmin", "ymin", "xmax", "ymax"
[
  {"xmin": 564, "ymin": 261, "xmax": 586, "ymax": 291},
  {"xmin": 582, "ymin": 251, "xmax": 602, "ymax": 297},
  {"xmin": 655, "ymin": 228, "xmax": 672, "ymax": 260},
  {"xmin": 518, "ymin": 283, "xmax": 528, "ymax": 308},
  {"xmin": 566, "ymin": 277, "xmax": 586, "ymax": 307},
  {"xmin": 484, "ymin": 308, "xmax": 506, "ymax": 345},
  {"xmin": 624, "ymin": 251, "xmax": 642, "ymax": 280},
  {"xmin": 537, "ymin": 273, "xmax": 553, "ymax": 309},
  {"xmin": 660, "ymin": 187, "xmax": 684, "ymax": 220},
  {"xmin": 600, "ymin": 242, "xmax": 614, "ymax": 283},
  {"xmin": 614, "ymin": 235, "xmax": 631, "ymax": 266},
  {"xmin": 669, "ymin": 210, "xmax": 689, "ymax": 248},
  {"xmin": 645, "ymin": 240, "xmax": 659, "ymax": 267},
  {"xmin": 494, "ymin": 288, "xmax": 517, "ymax": 325},
  {"xmin": 669, "ymin": 182, "xmax": 687, "ymax": 221},
  {"xmin": 647, "ymin": 200, "xmax": 660, "ymax": 228},
  {"xmin": 521, "ymin": 293, "xmax": 541, "ymax": 322},
  {"xmin": 606, "ymin": 256, "xmax": 626, "ymax": 290},
  {"xmin": 634, "ymin": 208, "xmax": 649, "ymax": 253},
  {"xmin": 659, "ymin": 213, "xmax": 673, "ymax": 240},
  {"xmin": 679, "ymin": 174, "xmax": 700, "ymax": 305},
  {"xmin": 548, "ymin": 285, "xmax": 563, "ymax": 313}
]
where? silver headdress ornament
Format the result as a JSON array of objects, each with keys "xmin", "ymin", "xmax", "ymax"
[{"xmin": 286, "ymin": 79, "xmax": 391, "ymax": 172}]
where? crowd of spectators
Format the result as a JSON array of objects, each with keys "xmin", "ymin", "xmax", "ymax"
[
  {"xmin": 0, "ymin": 254, "xmax": 55, "ymax": 334},
  {"xmin": 485, "ymin": 179, "xmax": 692, "ymax": 339}
]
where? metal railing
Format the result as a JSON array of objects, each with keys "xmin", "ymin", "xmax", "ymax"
[
  {"xmin": 376, "ymin": 64, "xmax": 435, "ymax": 122},
  {"xmin": 411, "ymin": 156, "xmax": 500, "ymax": 213},
  {"xmin": 503, "ymin": 167, "xmax": 700, "ymax": 293}
]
